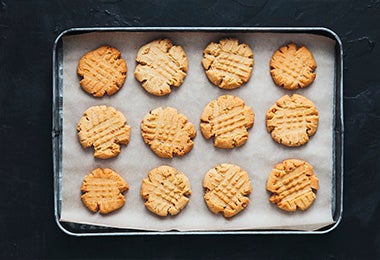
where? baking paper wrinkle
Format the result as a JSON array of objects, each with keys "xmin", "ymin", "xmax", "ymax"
[{"xmin": 60, "ymin": 32, "xmax": 335, "ymax": 231}]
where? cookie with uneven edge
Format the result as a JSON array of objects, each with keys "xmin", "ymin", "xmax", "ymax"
[
  {"xmin": 141, "ymin": 165, "xmax": 192, "ymax": 217},
  {"xmin": 202, "ymin": 38, "xmax": 254, "ymax": 89},
  {"xmin": 266, "ymin": 94, "xmax": 318, "ymax": 147},
  {"xmin": 203, "ymin": 163, "xmax": 252, "ymax": 218},
  {"xmin": 200, "ymin": 95, "xmax": 254, "ymax": 148},
  {"xmin": 270, "ymin": 43, "xmax": 317, "ymax": 90},
  {"xmin": 141, "ymin": 107, "xmax": 196, "ymax": 158},
  {"xmin": 77, "ymin": 46, "xmax": 127, "ymax": 97},
  {"xmin": 134, "ymin": 38, "xmax": 188, "ymax": 96},
  {"xmin": 77, "ymin": 105, "xmax": 131, "ymax": 159},
  {"xmin": 266, "ymin": 159, "xmax": 319, "ymax": 212},
  {"xmin": 81, "ymin": 168, "xmax": 129, "ymax": 214}
]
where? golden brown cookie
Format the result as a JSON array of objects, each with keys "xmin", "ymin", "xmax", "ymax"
[
  {"xmin": 266, "ymin": 159, "xmax": 319, "ymax": 212},
  {"xmin": 266, "ymin": 94, "xmax": 318, "ymax": 147},
  {"xmin": 134, "ymin": 38, "xmax": 188, "ymax": 96},
  {"xmin": 202, "ymin": 38, "xmax": 254, "ymax": 89},
  {"xmin": 270, "ymin": 43, "xmax": 317, "ymax": 90},
  {"xmin": 203, "ymin": 163, "xmax": 252, "ymax": 218},
  {"xmin": 141, "ymin": 107, "xmax": 196, "ymax": 158},
  {"xmin": 141, "ymin": 165, "xmax": 192, "ymax": 217},
  {"xmin": 200, "ymin": 95, "xmax": 254, "ymax": 148},
  {"xmin": 77, "ymin": 105, "xmax": 131, "ymax": 159},
  {"xmin": 77, "ymin": 46, "xmax": 127, "ymax": 97},
  {"xmin": 81, "ymin": 168, "xmax": 129, "ymax": 214}
]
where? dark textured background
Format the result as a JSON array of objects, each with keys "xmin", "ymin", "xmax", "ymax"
[{"xmin": 0, "ymin": 0, "xmax": 379, "ymax": 259}]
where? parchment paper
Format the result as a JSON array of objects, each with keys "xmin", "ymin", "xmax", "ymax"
[{"xmin": 60, "ymin": 31, "xmax": 336, "ymax": 231}]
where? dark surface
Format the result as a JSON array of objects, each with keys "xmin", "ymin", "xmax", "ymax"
[{"xmin": 0, "ymin": 0, "xmax": 379, "ymax": 259}]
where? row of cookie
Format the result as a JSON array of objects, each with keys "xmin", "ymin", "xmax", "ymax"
[
  {"xmin": 77, "ymin": 94, "xmax": 319, "ymax": 159},
  {"xmin": 77, "ymin": 38, "xmax": 317, "ymax": 97},
  {"xmin": 81, "ymin": 160, "xmax": 319, "ymax": 218}
]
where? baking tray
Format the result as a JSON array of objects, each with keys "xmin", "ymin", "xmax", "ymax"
[{"xmin": 52, "ymin": 27, "xmax": 343, "ymax": 236}]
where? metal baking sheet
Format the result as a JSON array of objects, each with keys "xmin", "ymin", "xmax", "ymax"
[{"xmin": 52, "ymin": 27, "xmax": 343, "ymax": 236}]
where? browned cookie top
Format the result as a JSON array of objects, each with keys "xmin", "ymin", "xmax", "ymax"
[
  {"xmin": 81, "ymin": 168, "xmax": 129, "ymax": 214},
  {"xmin": 134, "ymin": 39, "xmax": 188, "ymax": 96},
  {"xmin": 141, "ymin": 107, "xmax": 196, "ymax": 158},
  {"xmin": 77, "ymin": 46, "xmax": 127, "ymax": 97},
  {"xmin": 270, "ymin": 43, "xmax": 316, "ymax": 90},
  {"xmin": 77, "ymin": 105, "xmax": 131, "ymax": 159},
  {"xmin": 266, "ymin": 94, "xmax": 318, "ymax": 147},
  {"xmin": 141, "ymin": 165, "xmax": 192, "ymax": 217},
  {"xmin": 266, "ymin": 159, "xmax": 319, "ymax": 212},
  {"xmin": 200, "ymin": 95, "xmax": 254, "ymax": 148},
  {"xmin": 202, "ymin": 38, "xmax": 254, "ymax": 89},
  {"xmin": 203, "ymin": 163, "xmax": 252, "ymax": 218}
]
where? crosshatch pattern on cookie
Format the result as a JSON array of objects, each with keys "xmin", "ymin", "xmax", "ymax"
[
  {"xmin": 202, "ymin": 38, "xmax": 254, "ymax": 89},
  {"xmin": 203, "ymin": 163, "xmax": 252, "ymax": 218},
  {"xmin": 266, "ymin": 159, "xmax": 319, "ymax": 212},
  {"xmin": 266, "ymin": 94, "xmax": 318, "ymax": 147},
  {"xmin": 200, "ymin": 95, "xmax": 254, "ymax": 148},
  {"xmin": 77, "ymin": 105, "xmax": 131, "ymax": 159},
  {"xmin": 81, "ymin": 168, "xmax": 129, "ymax": 214},
  {"xmin": 141, "ymin": 165, "xmax": 192, "ymax": 217},
  {"xmin": 77, "ymin": 46, "xmax": 127, "ymax": 97},
  {"xmin": 134, "ymin": 38, "xmax": 188, "ymax": 96},
  {"xmin": 141, "ymin": 107, "xmax": 196, "ymax": 158},
  {"xmin": 270, "ymin": 43, "xmax": 316, "ymax": 90}
]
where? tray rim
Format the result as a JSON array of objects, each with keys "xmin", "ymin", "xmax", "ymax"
[{"xmin": 52, "ymin": 26, "xmax": 344, "ymax": 236}]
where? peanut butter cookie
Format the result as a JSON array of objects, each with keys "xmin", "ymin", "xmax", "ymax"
[
  {"xmin": 81, "ymin": 168, "xmax": 129, "ymax": 214},
  {"xmin": 77, "ymin": 105, "xmax": 131, "ymax": 159},
  {"xmin": 77, "ymin": 46, "xmax": 127, "ymax": 97},
  {"xmin": 202, "ymin": 38, "xmax": 254, "ymax": 89},
  {"xmin": 200, "ymin": 95, "xmax": 254, "ymax": 148},
  {"xmin": 203, "ymin": 163, "xmax": 252, "ymax": 218},
  {"xmin": 266, "ymin": 159, "xmax": 319, "ymax": 212},
  {"xmin": 141, "ymin": 107, "xmax": 196, "ymax": 158},
  {"xmin": 270, "ymin": 43, "xmax": 316, "ymax": 90},
  {"xmin": 134, "ymin": 38, "xmax": 188, "ymax": 96},
  {"xmin": 266, "ymin": 94, "xmax": 318, "ymax": 147},
  {"xmin": 141, "ymin": 165, "xmax": 191, "ymax": 217}
]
